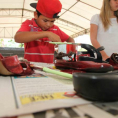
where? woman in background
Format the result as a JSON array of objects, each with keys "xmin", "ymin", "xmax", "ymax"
[{"xmin": 90, "ymin": 0, "xmax": 118, "ymax": 61}]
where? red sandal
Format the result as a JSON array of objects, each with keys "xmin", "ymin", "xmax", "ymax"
[{"xmin": 0, "ymin": 54, "xmax": 34, "ymax": 76}]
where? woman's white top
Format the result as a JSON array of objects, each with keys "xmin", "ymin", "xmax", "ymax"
[{"xmin": 90, "ymin": 14, "xmax": 118, "ymax": 56}]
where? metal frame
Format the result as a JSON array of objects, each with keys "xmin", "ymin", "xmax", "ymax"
[{"xmin": 0, "ymin": 0, "xmax": 100, "ymax": 38}]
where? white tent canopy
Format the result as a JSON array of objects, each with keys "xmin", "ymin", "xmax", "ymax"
[{"xmin": 0, "ymin": 0, "xmax": 103, "ymax": 39}]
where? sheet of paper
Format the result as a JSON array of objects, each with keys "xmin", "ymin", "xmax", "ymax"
[
  {"xmin": 2, "ymin": 71, "xmax": 90, "ymax": 117},
  {"xmin": 12, "ymin": 72, "xmax": 74, "ymax": 107},
  {"xmin": 0, "ymin": 76, "xmax": 16, "ymax": 116}
]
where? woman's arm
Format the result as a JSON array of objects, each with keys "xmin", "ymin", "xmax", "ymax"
[{"xmin": 90, "ymin": 24, "xmax": 109, "ymax": 61}]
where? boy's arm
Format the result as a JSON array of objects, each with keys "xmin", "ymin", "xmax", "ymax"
[{"xmin": 14, "ymin": 31, "xmax": 61, "ymax": 43}]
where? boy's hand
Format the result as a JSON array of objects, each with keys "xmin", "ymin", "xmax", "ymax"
[{"xmin": 46, "ymin": 32, "xmax": 61, "ymax": 42}]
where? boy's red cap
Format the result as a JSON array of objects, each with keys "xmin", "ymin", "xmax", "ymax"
[{"xmin": 30, "ymin": 0, "xmax": 62, "ymax": 18}]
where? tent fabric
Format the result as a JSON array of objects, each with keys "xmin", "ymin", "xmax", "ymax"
[{"xmin": 0, "ymin": 0, "xmax": 102, "ymax": 38}]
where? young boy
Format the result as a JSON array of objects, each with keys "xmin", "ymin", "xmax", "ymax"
[{"xmin": 14, "ymin": 0, "xmax": 74, "ymax": 63}]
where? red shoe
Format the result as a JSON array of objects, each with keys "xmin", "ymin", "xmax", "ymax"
[
  {"xmin": 54, "ymin": 59, "xmax": 113, "ymax": 73},
  {"xmin": 0, "ymin": 54, "xmax": 34, "ymax": 75}
]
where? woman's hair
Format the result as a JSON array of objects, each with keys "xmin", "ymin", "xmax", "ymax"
[{"xmin": 100, "ymin": 0, "xmax": 118, "ymax": 30}]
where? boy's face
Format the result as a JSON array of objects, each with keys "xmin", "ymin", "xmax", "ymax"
[{"xmin": 34, "ymin": 12, "xmax": 55, "ymax": 31}]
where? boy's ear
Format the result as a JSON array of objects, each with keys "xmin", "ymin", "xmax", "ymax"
[{"xmin": 34, "ymin": 11, "xmax": 38, "ymax": 19}]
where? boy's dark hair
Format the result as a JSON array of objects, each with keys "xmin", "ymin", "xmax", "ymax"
[
  {"xmin": 36, "ymin": 10, "xmax": 42, "ymax": 17},
  {"xmin": 36, "ymin": 10, "xmax": 59, "ymax": 18}
]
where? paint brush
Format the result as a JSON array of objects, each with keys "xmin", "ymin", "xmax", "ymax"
[
  {"xmin": 49, "ymin": 42, "xmax": 81, "ymax": 45},
  {"xmin": 30, "ymin": 64, "xmax": 72, "ymax": 79}
]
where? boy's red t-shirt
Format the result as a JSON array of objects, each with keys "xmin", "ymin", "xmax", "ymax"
[{"xmin": 18, "ymin": 18, "xmax": 69, "ymax": 63}]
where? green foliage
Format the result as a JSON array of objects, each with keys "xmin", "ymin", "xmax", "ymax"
[
  {"xmin": 0, "ymin": 39, "xmax": 24, "ymax": 48},
  {"xmin": 19, "ymin": 43, "xmax": 24, "ymax": 48},
  {"xmin": 8, "ymin": 39, "xmax": 16, "ymax": 46},
  {"xmin": 0, "ymin": 39, "xmax": 4, "ymax": 47}
]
